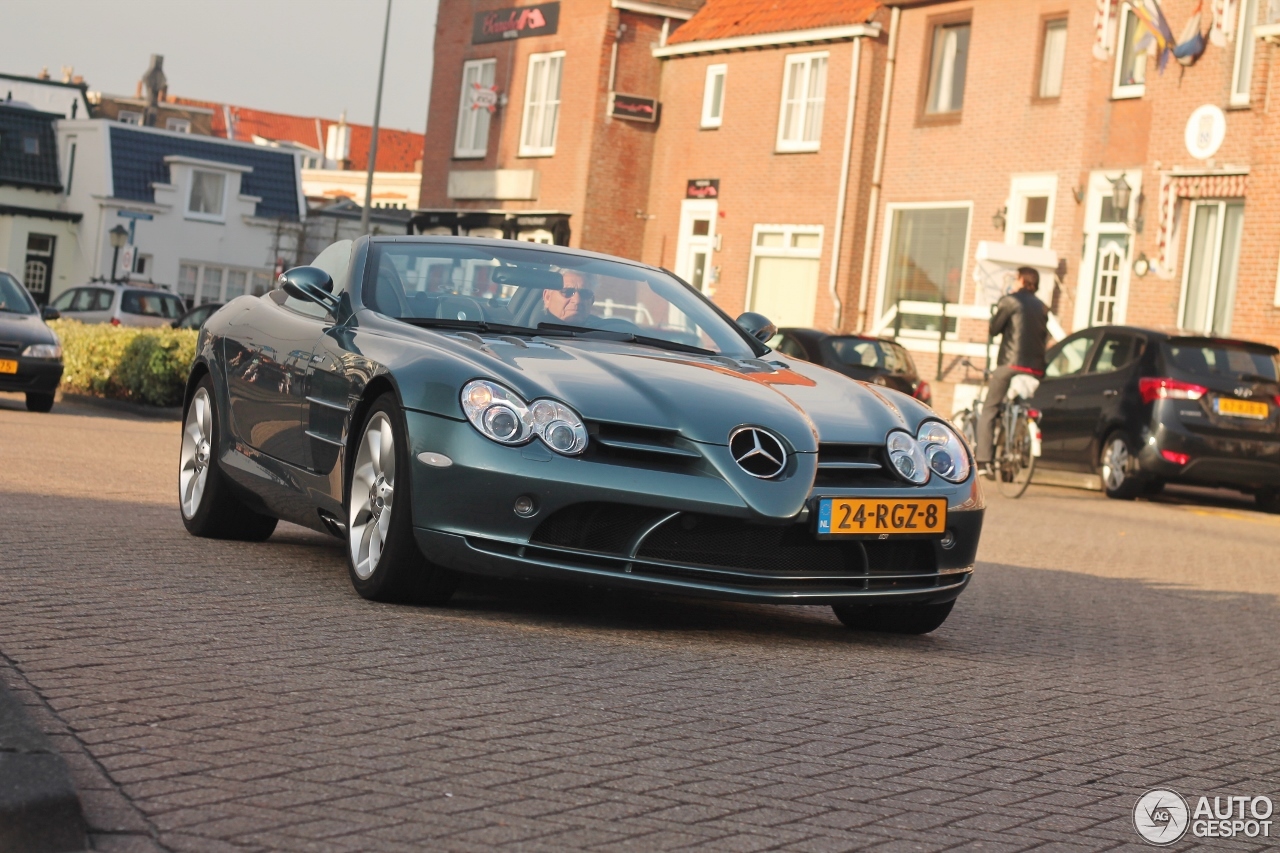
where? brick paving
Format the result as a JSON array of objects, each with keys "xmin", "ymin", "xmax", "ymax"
[{"xmin": 2, "ymin": 393, "xmax": 1279, "ymax": 852}]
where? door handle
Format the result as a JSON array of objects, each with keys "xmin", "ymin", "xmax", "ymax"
[
  {"xmin": 1102, "ymin": 389, "xmax": 1119, "ymax": 397},
  {"xmin": 1054, "ymin": 394, "xmax": 1068, "ymax": 402}
]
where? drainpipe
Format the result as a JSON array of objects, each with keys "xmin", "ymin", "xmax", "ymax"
[
  {"xmin": 857, "ymin": 5, "xmax": 900, "ymax": 332},
  {"xmin": 827, "ymin": 36, "xmax": 864, "ymax": 331}
]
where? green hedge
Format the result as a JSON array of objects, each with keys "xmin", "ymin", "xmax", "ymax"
[{"xmin": 50, "ymin": 320, "xmax": 198, "ymax": 407}]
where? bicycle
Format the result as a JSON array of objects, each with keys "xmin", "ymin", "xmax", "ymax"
[{"xmin": 951, "ymin": 367, "xmax": 1042, "ymax": 499}]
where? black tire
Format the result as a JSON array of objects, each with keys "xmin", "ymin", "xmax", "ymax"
[
  {"xmin": 1141, "ymin": 478, "xmax": 1166, "ymax": 497},
  {"xmin": 179, "ymin": 376, "xmax": 278, "ymax": 541},
  {"xmin": 345, "ymin": 393, "xmax": 457, "ymax": 605},
  {"xmin": 995, "ymin": 413, "xmax": 1036, "ymax": 499},
  {"xmin": 25, "ymin": 392, "xmax": 54, "ymax": 413},
  {"xmin": 1099, "ymin": 432, "xmax": 1146, "ymax": 500},
  {"xmin": 1257, "ymin": 489, "xmax": 1280, "ymax": 514},
  {"xmin": 831, "ymin": 600, "xmax": 955, "ymax": 635}
]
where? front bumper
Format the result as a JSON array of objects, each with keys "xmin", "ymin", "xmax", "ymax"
[
  {"xmin": 406, "ymin": 410, "xmax": 983, "ymax": 604},
  {"xmin": 0, "ymin": 359, "xmax": 63, "ymax": 395}
]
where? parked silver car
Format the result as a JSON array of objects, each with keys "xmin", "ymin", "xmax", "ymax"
[{"xmin": 49, "ymin": 282, "xmax": 185, "ymax": 327}]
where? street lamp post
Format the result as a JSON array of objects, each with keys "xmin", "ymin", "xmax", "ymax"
[
  {"xmin": 109, "ymin": 225, "xmax": 129, "ymax": 283},
  {"xmin": 360, "ymin": 0, "xmax": 393, "ymax": 236}
]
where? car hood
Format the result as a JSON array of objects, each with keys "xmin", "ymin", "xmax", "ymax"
[
  {"xmin": 442, "ymin": 336, "xmax": 928, "ymax": 450},
  {"xmin": 0, "ymin": 313, "xmax": 57, "ymax": 348}
]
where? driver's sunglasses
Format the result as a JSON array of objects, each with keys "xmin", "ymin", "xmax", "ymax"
[{"xmin": 559, "ymin": 287, "xmax": 595, "ymax": 303}]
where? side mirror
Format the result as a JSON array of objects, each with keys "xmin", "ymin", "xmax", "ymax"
[
  {"xmin": 735, "ymin": 312, "xmax": 777, "ymax": 343},
  {"xmin": 279, "ymin": 266, "xmax": 339, "ymax": 312},
  {"xmin": 41, "ymin": 305, "xmax": 60, "ymax": 321}
]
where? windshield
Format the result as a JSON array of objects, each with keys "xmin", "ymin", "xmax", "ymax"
[
  {"xmin": 825, "ymin": 337, "xmax": 912, "ymax": 374},
  {"xmin": 1163, "ymin": 341, "xmax": 1279, "ymax": 382},
  {"xmin": 362, "ymin": 241, "xmax": 759, "ymax": 357},
  {"xmin": 0, "ymin": 273, "xmax": 36, "ymax": 315}
]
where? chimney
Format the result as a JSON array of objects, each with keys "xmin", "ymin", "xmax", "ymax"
[{"xmin": 325, "ymin": 110, "xmax": 352, "ymax": 169}]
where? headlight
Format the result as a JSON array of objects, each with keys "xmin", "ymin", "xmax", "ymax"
[
  {"xmin": 460, "ymin": 380, "xmax": 587, "ymax": 456},
  {"xmin": 886, "ymin": 429, "xmax": 929, "ymax": 484},
  {"xmin": 917, "ymin": 420, "xmax": 970, "ymax": 483},
  {"xmin": 22, "ymin": 344, "xmax": 62, "ymax": 359}
]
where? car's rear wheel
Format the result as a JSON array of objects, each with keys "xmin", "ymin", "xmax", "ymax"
[
  {"xmin": 831, "ymin": 600, "xmax": 955, "ymax": 635},
  {"xmin": 25, "ymin": 392, "xmax": 54, "ymax": 413},
  {"xmin": 346, "ymin": 393, "xmax": 457, "ymax": 605},
  {"xmin": 1100, "ymin": 432, "xmax": 1145, "ymax": 500},
  {"xmin": 179, "ymin": 378, "xmax": 278, "ymax": 540}
]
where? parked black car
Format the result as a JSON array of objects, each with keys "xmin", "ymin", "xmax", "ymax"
[
  {"xmin": 0, "ymin": 271, "xmax": 64, "ymax": 412},
  {"xmin": 173, "ymin": 302, "xmax": 224, "ymax": 330},
  {"xmin": 1028, "ymin": 325, "xmax": 1280, "ymax": 510},
  {"xmin": 772, "ymin": 328, "xmax": 932, "ymax": 406}
]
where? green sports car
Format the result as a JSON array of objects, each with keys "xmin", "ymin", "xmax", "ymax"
[{"xmin": 178, "ymin": 237, "xmax": 983, "ymax": 634}]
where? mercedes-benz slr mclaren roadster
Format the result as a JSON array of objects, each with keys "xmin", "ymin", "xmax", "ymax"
[{"xmin": 178, "ymin": 237, "xmax": 984, "ymax": 634}]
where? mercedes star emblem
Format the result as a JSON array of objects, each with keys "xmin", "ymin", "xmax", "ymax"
[{"xmin": 729, "ymin": 427, "xmax": 788, "ymax": 479}]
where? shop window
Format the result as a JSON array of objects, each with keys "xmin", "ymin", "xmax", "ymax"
[
  {"xmin": 1112, "ymin": 4, "xmax": 1147, "ymax": 99},
  {"xmin": 201, "ymin": 266, "xmax": 224, "ymax": 305},
  {"xmin": 519, "ymin": 51, "xmax": 564, "ymax": 157},
  {"xmin": 177, "ymin": 264, "xmax": 199, "ymax": 304},
  {"xmin": 455, "ymin": 58, "xmax": 497, "ymax": 158},
  {"xmin": 226, "ymin": 270, "xmax": 247, "ymax": 300},
  {"xmin": 1232, "ymin": 0, "xmax": 1259, "ymax": 106},
  {"xmin": 776, "ymin": 52, "xmax": 827, "ymax": 152},
  {"xmin": 701, "ymin": 64, "xmax": 726, "ymax": 128},
  {"xmin": 747, "ymin": 225, "xmax": 822, "ymax": 327},
  {"xmin": 252, "ymin": 271, "xmax": 272, "ymax": 296},
  {"xmin": 924, "ymin": 21, "xmax": 970, "ymax": 115},
  {"xmin": 187, "ymin": 170, "xmax": 226, "ymax": 220},
  {"xmin": 1038, "ymin": 18, "xmax": 1068, "ymax": 99},
  {"xmin": 880, "ymin": 206, "xmax": 970, "ymax": 334}
]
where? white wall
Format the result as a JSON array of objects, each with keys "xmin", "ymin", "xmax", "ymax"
[{"xmin": 1, "ymin": 78, "xmax": 89, "ymax": 119}]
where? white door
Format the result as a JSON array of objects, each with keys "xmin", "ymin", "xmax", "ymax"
[
  {"xmin": 675, "ymin": 199, "xmax": 717, "ymax": 294},
  {"xmin": 1089, "ymin": 235, "xmax": 1128, "ymax": 326},
  {"xmin": 1074, "ymin": 170, "xmax": 1140, "ymax": 329},
  {"xmin": 1179, "ymin": 200, "xmax": 1245, "ymax": 335},
  {"xmin": 747, "ymin": 226, "xmax": 822, "ymax": 328}
]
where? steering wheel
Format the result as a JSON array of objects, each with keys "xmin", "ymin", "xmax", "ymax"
[{"xmin": 592, "ymin": 316, "xmax": 643, "ymax": 334}]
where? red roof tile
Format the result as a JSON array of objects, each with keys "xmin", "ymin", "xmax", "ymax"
[
  {"xmin": 668, "ymin": 0, "xmax": 879, "ymax": 45},
  {"xmin": 171, "ymin": 97, "xmax": 424, "ymax": 173}
]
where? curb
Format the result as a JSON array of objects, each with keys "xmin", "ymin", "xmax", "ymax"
[
  {"xmin": 0, "ymin": 682, "xmax": 87, "ymax": 853},
  {"xmin": 58, "ymin": 392, "xmax": 183, "ymax": 421}
]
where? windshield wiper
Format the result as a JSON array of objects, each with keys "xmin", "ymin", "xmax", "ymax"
[
  {"xmin": 1238, "ymin": 372, "xmax": 1279, "ymax": 385},
  {"xmin": 398, "ymin": 317, "xmax": 575, "ymax": 337},
  {"xmin": 536, "ymin": 322, "xmax": 716, "ymax": 355}
]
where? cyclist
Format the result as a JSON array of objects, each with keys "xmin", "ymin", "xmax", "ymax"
[{"xmin": 976, "ymin": 267, "xmax": 1048, "ymax": 479}]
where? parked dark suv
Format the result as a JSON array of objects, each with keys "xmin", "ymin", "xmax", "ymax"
[
  {"xmin": 772, "ymin": 328, "xmax": 932, "ymax": 406},
  {"xmin": 1029, "ymin": 325, "xmax": 1280, "ymax": 510}
]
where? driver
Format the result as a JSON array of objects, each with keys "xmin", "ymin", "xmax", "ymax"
[{"xmin": 541, "ymin": 269, "xmax": 596, "ymax": 324}]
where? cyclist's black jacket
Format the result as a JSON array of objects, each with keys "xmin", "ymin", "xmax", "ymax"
[{"xmin": 989, "ymin": 290, "xmax": 1048, "ymax": 373}]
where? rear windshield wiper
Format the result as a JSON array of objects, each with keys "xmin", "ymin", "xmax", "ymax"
[
  {"xmin": 397, "ymin": 317, "xmax": 575, "ymax": 337},
  {"xmin": 1238, "ymin": 373, "xmax": 1279, "ymax": 385},
  {"xmin": 536, "ymin": 322, "xmax": 716, "ymax": 355}
]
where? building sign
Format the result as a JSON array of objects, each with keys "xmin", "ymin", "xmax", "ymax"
[
  {"xmin": 473, "ymin": 3, "xmax": 559, "ymax": 43},
  {"xmin": 686, "ymin": 179, "xmax": 719, "ymax": 199},
  {"xmin": 1184, "ymin": 104, "xmax": 1226, "ymax": 160},
  {"xmin": 468, "ymin": 82, "xmax": 500, "ymax": 113},
  {"xmin": 609, "ymin": 93, "xmax": 659, "ymax": 123}
]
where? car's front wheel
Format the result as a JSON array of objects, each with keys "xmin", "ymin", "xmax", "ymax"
[
  {"xmin": 25, "ymin": 392, "xmax": 54, "ymax": 413},
  {"xmin": 831, "ymin": 600, "xmax": 954, "ymax": 635},
  {"xmin": 1100, "ymin": 432, "xmax": 1146, "ymax": 500},
  {"xmin": 1257, "ymin": 489, "xmax": 1280, "ymax": 514},
  {"xmin": 346, "ymin": 393, "xmax": 457, "ymax": 605},
  {"xmin": 179, "ymin": 377, "xmax": 278, "ymax": 540}
]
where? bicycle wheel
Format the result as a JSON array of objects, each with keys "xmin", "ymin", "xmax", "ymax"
[
  {"xmin": 995, "ymin": 411, "xmax": 1036, "ymax": 499},
  {"xmin": 951, "ymin": 408, "xmax": 977, "ymax": 451}
]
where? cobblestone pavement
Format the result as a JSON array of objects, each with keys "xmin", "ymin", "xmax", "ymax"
[{"xmin": 1, "ymin": 393, "xmax": 1278, "ymax": 852}]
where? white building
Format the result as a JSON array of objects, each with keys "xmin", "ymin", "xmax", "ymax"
[
  {"xmin": 54, "ymin": 119, "xmax": 306, "ymax": 305},
  {"xmin": 0, "ymin": 72, "xmax": 92, "ymax": 120}
]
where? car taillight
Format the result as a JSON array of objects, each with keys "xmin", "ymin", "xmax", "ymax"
[
  {"xmin": 1139, "ymin": 377, "xmax": 1207, "ymax": 404},
  {"xmin": 109, "ymin": 317, "xmax": 121, "ymax": 326},
  {"xmin": 913, "ymin": 380, "xmax": 931, "ymax": 401},
  {"xmin": 1026, "ymin": 408, "xmax": 1042, "ymax": 420},
  {"xmin": 1161, "ymin": 449, "xmax": 1190, "ymax": 465}
]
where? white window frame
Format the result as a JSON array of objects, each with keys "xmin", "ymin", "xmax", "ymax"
[
  {"xmin": 455, "ymin": 58, "xmax": 498, "ymax": 158},
  {"xmin": 925, "ymin": 21, "xmax": 971, "ymax": 114},
  {"xmin": 1231, "ymin": 0, "xmax": 1259, "ymax": 106},
  {"xmin": 776, "ymin": 52, "xmax": 828, "ymax": 153},
  {"xmin": 1038, "ymin": 18, "xmax": 1068, "ymax": 99},
  {"xmin": 745, "ymin": 224, "xmax": 824, "ymax": 324},
  {"xmin": 180, "ymin": 261, "xmax": 272, "ymax": 305},
  {"xmin": 701, "ymin": 64, "xmax": 726, "ymax": 128},
  {"xmin": 166, "ymin": 118, "xmax": 191, "ymax": 133},
  {"xmin": 1112, "ymin": 4, "xmax": 1147, "ymax": 100},
  {"xmin": 1177, "ymin": 199, "xmax": 1246, "ymax": 334},
  {"xmin": 117, "ymin": 110, "xmax": 143, "ymax": 125},
  {"xmin": 518, "ymin": 51, "xmax": 565, "ymax": 158},
  {"xmin": 1006, "ymin": 174, "xmax": 1058, "ymax": 250},
  {"xmin": 874, "ymin": 201, "xmax": 974, "ymax": 341},
  {"xmin": 186, "ymin": 169, "xmax": 228, "ymax": 222}
]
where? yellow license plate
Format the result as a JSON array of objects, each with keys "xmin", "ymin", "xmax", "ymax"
[
  {"xmin": 0, "ymin": 359, "xmax": 17, "ymax": 374},
  {"xmin": 818, "ymin": 498, "xmax": 947, "ymax": 537},
  {"xmin": 1216, "ymin": 398, "xmax": 1269, "ymax": 419}
]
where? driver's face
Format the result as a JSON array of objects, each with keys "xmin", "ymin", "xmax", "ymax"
[{"xmin": 543, "ymin": 271, "xmax": 595, "ymax": 322}]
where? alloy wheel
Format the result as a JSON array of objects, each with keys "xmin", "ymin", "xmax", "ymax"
[
  {"xmin": 349, "ymin": 412, "xmax": 397, "ymax": 580},
  {"xmin": 179, "ymin": 387, "xmax": 214, "ymax": 519},
  {"xmin": 1102, "ymin": 437, "xmax": 1129, "ymax": 492}
]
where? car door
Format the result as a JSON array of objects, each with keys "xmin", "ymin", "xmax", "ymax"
[
  {"xmin": 224, "ymin": 290, "xmax": 329, "ymax": 469},
  {"xmin": 1032, "ymin": 332, "xmax": 1098, "ymax": 467},
  {"xmin": 1067, "ymin": 332, "xmax": 1144, "ymax": 468}
]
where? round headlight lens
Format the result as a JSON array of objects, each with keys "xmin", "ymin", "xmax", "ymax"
[
  {"xmin": 886, "ymin": 429, "xmax": 929, "ymax": 484},
  {"xmin": 483, "ymin": 405, "xmax": 522, "ymax": 441},
  {"xmin": 530, "ymin": 400, "xmax": 588, "ymax": 455},
  {"xmin": 917, "ymin": 420, "xmax": 971, "ymax": 483},
  {"xmin": 460, "ymin": 380, "xmax": 530, "ymax": 445}
]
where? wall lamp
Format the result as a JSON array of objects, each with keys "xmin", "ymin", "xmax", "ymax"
[{"xmin": 992, "ymin": 205, "xmax": 1007, "ymax": 232}]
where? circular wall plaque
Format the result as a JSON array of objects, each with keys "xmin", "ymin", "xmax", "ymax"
[{"xmin": 1184, "ymin": 105, "xmax": 1226, "ymax": 160}]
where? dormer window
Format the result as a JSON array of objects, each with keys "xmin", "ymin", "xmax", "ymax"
[
  {"xmin": 187, "ymin": 170, "xmax": 227, "ymax": 220},
  {"xmin": 23, "ymin": 136, "xmax": 40, "ymax": 155}
]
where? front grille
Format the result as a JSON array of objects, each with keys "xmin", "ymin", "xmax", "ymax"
[
  {"xmin": 585, "ymin": 422, "xmax": 704, "ymax": 473},
  {"xmin": 815, "ymin": 444, "xmax": 901, "ymax": 488},
  {"xmin": 531, "ymin": 502, "xmax": 672, "ymax": 554},
  {"xmin": 0, "ymin": 341, "xmax": 22, "ymax": 355},
  {"xmin": 638, "ymin": 513, "xmax": 852, "ymax": 573}
]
